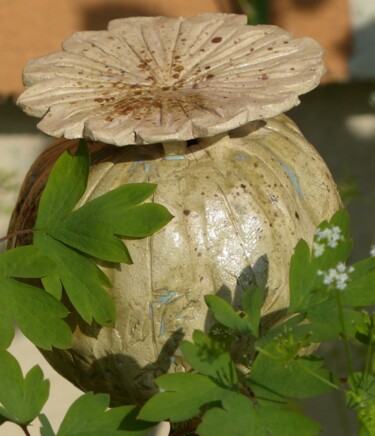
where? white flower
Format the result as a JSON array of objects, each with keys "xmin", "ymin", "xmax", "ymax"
[
  {"xmin": 313, "ymin": 225, "xmax": 344, "ymax": 257},
  {"xmin": 370, "ymin": 246, "xmax": 375, "ymax": 257},
  {"xmin": 312, "ymin": 241, "xmax": 325, "ymax": 257},
  {"xmin": 17, "ymin": 14, "xmax": 325, "ymax": 146},
  {"xmin": 317, "ymin": 262, "xmax": 354, "ymax": 291}
]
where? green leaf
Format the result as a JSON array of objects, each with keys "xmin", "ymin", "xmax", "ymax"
[
  {"xmin": 0, "ymin": 246, "xmax": 56, "ymax": 278},
  {"xmin": 341, "ymin": 261, "xmax": 375, "ymax": 307},
  {"xmin": 255, "ymin": 313, "xmax": 306, "ymax": 350},
  {"xmin": 0, "ymin": 351, "xmax": 49, "ymax": 425},
  {"xmin": 248, "ymin": 352, "xmax": 337, "ymax": 403},
  {"xmin": 117, "ymin": 405, "xmax": 159, "ymax": 435},
  {"xmin": 197, "ymin": 391, "xmax": 255, "ymax": 436},
  {"xmin": 42, "ymin": 272, "xmax": 63, "ymax": 299},
  {"xmin": 39, "ymin": 414, "xmax": 56, "ymax": 436},
  {"xmin": 0, "ymin": 245, "xmax": 69, "ymax": 350},
  {"xmin": 29, "ymin": 140, "xmax": 172, "ymax": 328},
  {"xmin": 304, "ymin": 302, "xmax": 365, "ymax": 342},
  {"xmin": 56, "ymin": 393, "xmax": 154, "ymax": 436},
  {"xmin": 198, "ymin": 391, "xmax": 320, "ymax": 436},
  {"xmin": 34, "ymin": 233, "xmax": 115, "ymax": 326},
  {"xmin": 180, "ymin": 330, "xmax": 238, "ymax": 387},
  {"xmin": 35, "ymin": 139, "xmax": 90, "ymax": 228},
  {"xmin": 205, "ymin": 286, "xmax": 263, "ymax": 336},
  {"xmin": 0, "ymin": 277, "xmax": 72, "ymax": 350},
  {"xmin": 289, "ymin": 240, "xmax": 318, "ymax": 313},
  {"xmin": 139, "ymin": 373, "xmax": 224, "ymax": 422},
  {"xmin": 241, "ymin": 286, "xmax": 264, "ymax": 337},
  {"xmin": 49, "ymin": 185, "xmax": 173, "ymax": 262}
]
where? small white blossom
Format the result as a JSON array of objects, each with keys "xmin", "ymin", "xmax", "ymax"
[
  {"xmin": 313, "ymin": 225, "xmax": 344, "ymax": 257},
  {"xmin": 370, "ymin": 246, "xmax": 375, "ymax": 257},
  {"xmin": 312, "ymin": 241, "xmax": 325, "ymax": 257},
  {"xmin": 317, "ymin": 262, "xmax": 354, "ymax": 291}
]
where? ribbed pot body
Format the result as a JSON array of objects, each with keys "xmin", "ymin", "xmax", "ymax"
[{"xmin": 8, "ymin": 115, "xmax": 342, "ymax": 405}]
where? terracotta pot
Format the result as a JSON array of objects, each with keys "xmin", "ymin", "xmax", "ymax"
[{"xmin": 8, "ymin": 114, "xmax": 341, "ymax": 405}]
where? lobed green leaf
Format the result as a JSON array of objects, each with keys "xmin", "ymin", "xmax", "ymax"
[
  {"xmin": 35, "ymin": 140, "xmax": 90, "ymax": 229},
  {"xmin": 0, "ymin": 351, "xmax": 49, "ymax": 425},
  {"xmin": 139, "ymin": 373, "xmax": 224, "ymax": 422},
  {"xmin": 46, "ymin": 392, "xmax": 155, "ymax": 436},
  {"xmin": 289, "ymin": 240, "xmax": 318, "ymax": 313},
  {"xmin": 248, "ymin": 352, "xmax": 337, "ymax": 403},
  {"xmin": 34, "ymin": 233, "xmax": 115, "ymax": 326},
  {"xmin": 205, "ymin": 286, "xmax": 263, "ymax": 336},
  {"xmin": 198, "ymin": 390, "xmax": 320, "ymax": 436},
  {"xmin": 180, "ymin": 330, "xmax": 238, "ymax": 387},
  {"xmin": 0, "ymin": 277, "xmax": 72, "ymax": 350},
  {"xmin": 0, "ymin": 246, "xmax": 55, "ymax": 278}
]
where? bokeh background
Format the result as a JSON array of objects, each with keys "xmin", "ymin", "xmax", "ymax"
[{"xmin": 0, "ymin": 1, "xmax": 374, "ymax": 434}]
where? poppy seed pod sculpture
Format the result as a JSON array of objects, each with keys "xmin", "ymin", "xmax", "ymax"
[{"xmin": 11, "ymin": 14, "xmax": 341, "ymax": 405}]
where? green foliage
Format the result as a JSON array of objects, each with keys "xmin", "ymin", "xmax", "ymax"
[
  {"xmin": 180, "ymin": 330, "xmax": 238, "ymax": 387},
  {"xmin": 40, "ymin": 393, "xmax": 155, "ymax": 435},
  {"xmin": 0, "ymin": 350, "xmax": 49, "ymax": 425},
  {"xmin": 32, "ymin": 140, "xmax": 172, "ymax": 327},
  {"xmin": 139, "ymin": 373, "xmax": 225, "ymax": 422},
  {"xmin": 205, "ymin": 285, "xmax": 264, "ymax": 336},
  {"xmin": 0, "ymin": 246, "xmax": 71, "ymax": 350},
  {"xmin": 198, "ymin": 391, "xmax": 321, "ymax": 436}
]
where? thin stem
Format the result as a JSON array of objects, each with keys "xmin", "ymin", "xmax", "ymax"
[
  {"xmin": 335, "ymin": 289, "xmax": 355, "ymax": 381},
  {"xmin": 0, "ymin": 228, "xmax": 35, "ymax": 245},
  {"xmin": 20, "ymin": 424, "xmax": 31, "ymax": 436},
  {"xmin": 363, "ymin": 319, "xmax": 374, "ymax": 386}
]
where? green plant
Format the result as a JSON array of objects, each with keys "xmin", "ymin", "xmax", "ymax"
[{"xmin": 0, "ymin": 140, "xmax": 375, "ymax": 435}]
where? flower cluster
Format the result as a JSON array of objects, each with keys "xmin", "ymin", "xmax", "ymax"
[
  {"xmin": 313, "ymin": 225, "xmax": 344, "ymax": 257},
  {"xmin": 317, "ymin": 262, "xmax": 354, "ymax": 291}
]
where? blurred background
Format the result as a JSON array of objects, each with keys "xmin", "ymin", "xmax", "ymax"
[{"xmin": 0, "ymin": 1, "xmax": 374, "ymax": 434}]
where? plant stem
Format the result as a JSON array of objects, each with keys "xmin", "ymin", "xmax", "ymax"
[
  {"xmin": 363, "ymin": 318, "xmax": 374, "ymax": 387},
  {"xmin": 335, "ymin": 289, "xmax": 355, "ymax": 380},
  {"xmin": 20, "ymin": 424, "xmax": 31, "ymax": 436},
  {"xmin": 0, "ymin": 228, "xmax": 34, "ymax": 244}
]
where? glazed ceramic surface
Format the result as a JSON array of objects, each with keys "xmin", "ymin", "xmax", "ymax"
[{"xmin": 8, "ymin": 115, "xmax": 341, "ymax": 405}]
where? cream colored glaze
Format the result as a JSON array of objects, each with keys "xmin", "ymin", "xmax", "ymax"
[{"xmin": 20, "ymin": 115, "xmax": 341, "ymax": 405}]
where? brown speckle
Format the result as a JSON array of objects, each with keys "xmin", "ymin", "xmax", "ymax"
[
  {"xmin": 259, "ymin": 73, "xmax": 269, "ymax": 80},
  {"xmin": 295, "ymin": 212, "xmax": 300, "ymax": 220},
  {"xmin": 211, "ymin": 36, "xmax": 222, "ymax": 43},
  {"xmin": 206, "ymin": 74, "xmax": 215, "ymax": 80},
  {"xmin": 183, "ymin": 209, "xmax": 191, "ymax": 216}
]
